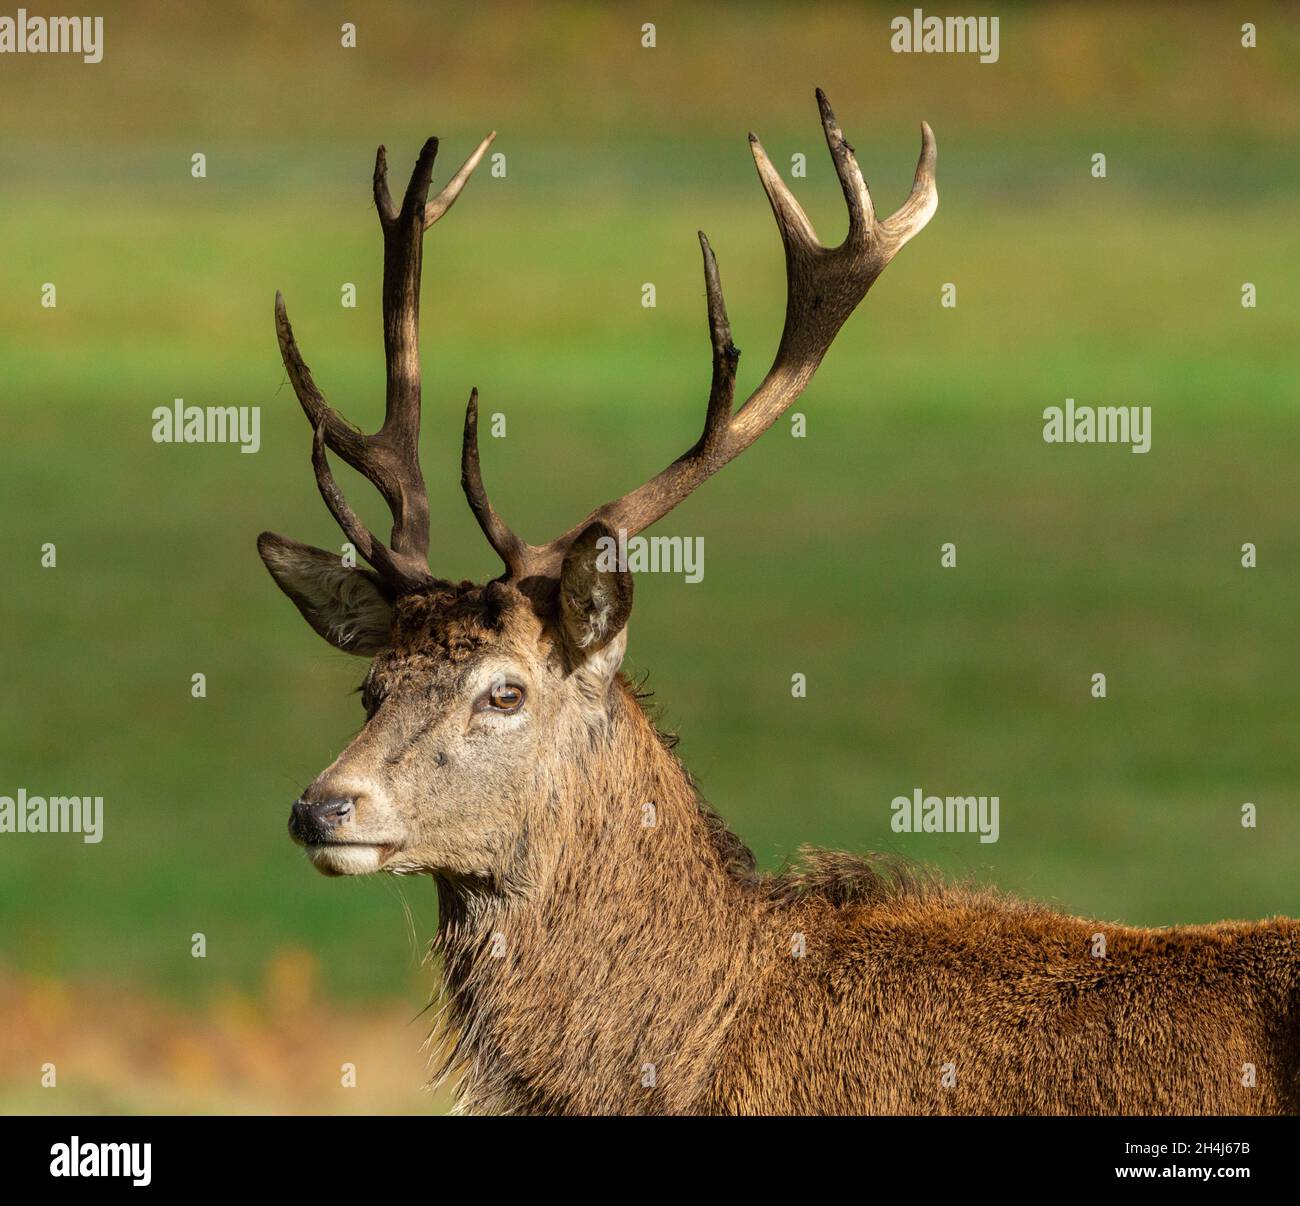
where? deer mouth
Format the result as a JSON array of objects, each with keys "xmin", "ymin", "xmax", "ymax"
[{"xmin": 303, "ymin": 841, "xmax": 401, "ymax": 877}]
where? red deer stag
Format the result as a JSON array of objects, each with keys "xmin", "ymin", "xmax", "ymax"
[{"xmin": 258, "ymin": 93, "xmax": 1298, "ymax": 1116}]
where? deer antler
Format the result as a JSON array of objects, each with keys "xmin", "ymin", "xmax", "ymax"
[
  {"xmin": 466, "ymin": 90, "xmax": 936, "ymax": 583},
  {"xmin": 276, "ymin": 131, "xmax": 496, "ymax": 592},
  {"xmin": 276, "ymin": 95, "xmax": 933, "ymax": 596}
]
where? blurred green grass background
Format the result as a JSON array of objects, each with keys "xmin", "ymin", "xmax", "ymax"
[{"xmin": 1, "ymin": 1, "xmax": 1299, "ymax": 1110}]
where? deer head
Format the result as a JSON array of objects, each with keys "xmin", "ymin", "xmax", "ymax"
[{"xmin": 259, "ymin": 91, "xmax": 937, "ymax": 880}]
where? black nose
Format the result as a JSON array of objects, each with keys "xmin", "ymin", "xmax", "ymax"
[{"xmin": 290, "ymin": 796, "xmax": 354, "ymax": 843}]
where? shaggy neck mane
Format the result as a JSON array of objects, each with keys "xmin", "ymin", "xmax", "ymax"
[{"xmin": 427, "ymin": 673, "xmax": 779, "ymax": 1114}]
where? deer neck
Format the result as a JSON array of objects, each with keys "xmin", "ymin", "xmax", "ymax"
[{"xmin": 430, "ymin": 679, "xmax": 766, "ymax": 1115}]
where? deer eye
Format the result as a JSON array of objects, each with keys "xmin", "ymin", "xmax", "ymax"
[{"xmin": 477, "ymin": 682, "xmax": 525, "ymax": 714}]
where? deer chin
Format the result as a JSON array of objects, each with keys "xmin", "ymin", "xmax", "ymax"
[{"xmin": 304, "ymin": 842, "xmax": 397, "ymax": 877}]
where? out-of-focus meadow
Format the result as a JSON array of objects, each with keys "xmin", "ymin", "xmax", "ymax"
[{"xmin": 1, "ymin": 2, "xmax": 1298, "ymax": 1112}]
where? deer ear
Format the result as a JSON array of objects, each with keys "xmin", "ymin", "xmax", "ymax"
[
  {"xmin": 257, "ymin": 531, "xmax": 395, "ymax": 656},
  {"xmin": 558, "ymin": 522, "xmax": 633, "ymax": 670}
]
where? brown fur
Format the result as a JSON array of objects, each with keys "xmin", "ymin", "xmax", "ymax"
[{"xmin": 419, "ymin": 637, "xmax": 1299, "ymax": 1116}]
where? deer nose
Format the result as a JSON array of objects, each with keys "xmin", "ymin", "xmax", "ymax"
[{"xmin": 289, "ymin": 795, "xmax": 355, "ymax": 843}]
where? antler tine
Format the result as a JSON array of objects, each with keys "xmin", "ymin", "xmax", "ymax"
[
  {"xmin": 748, "ymin": 132, "xmax": 820, "ymax": 252},
  {"xmin": 372, "ymin": 144, "xmax": 399, "ymax": 223},
  {"xmin": 501, "ymin": 233, "xmax": 741, "ymax": 580},
  {"xmin": 461, "ymin": 388, "xmax": 530, "ymax": 576},
  {"xmin": 276, "ymin": 131, "xmax": 494, "ymax": 593},
  {"xmin": 816, "ymin": 88, "xmax": 874, "ymax": 239},
  {"xmin": 698, "ymin": 231, "xmax": 740, "ymax": 450},
  {"xmin": 878, "ymin": 120, "xmax": 938, "ymax": 250},
  {"xmin": 275, "ymin": 291, "xmax": 369, "ymax": 466},
  {"xmin": 310, "ymin": 424, "xmax": 409, "ymax": 586},
  {"xmin": 514, "ymin": 91, "xmax": 937, "ymax": 580},
  {"xmin": 426, "ymin": 132, "xmax": 497, "ymax": 229},
  {"xmin": 377, "ymin": 135, "xmax": 439, "ymax": 467}
]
